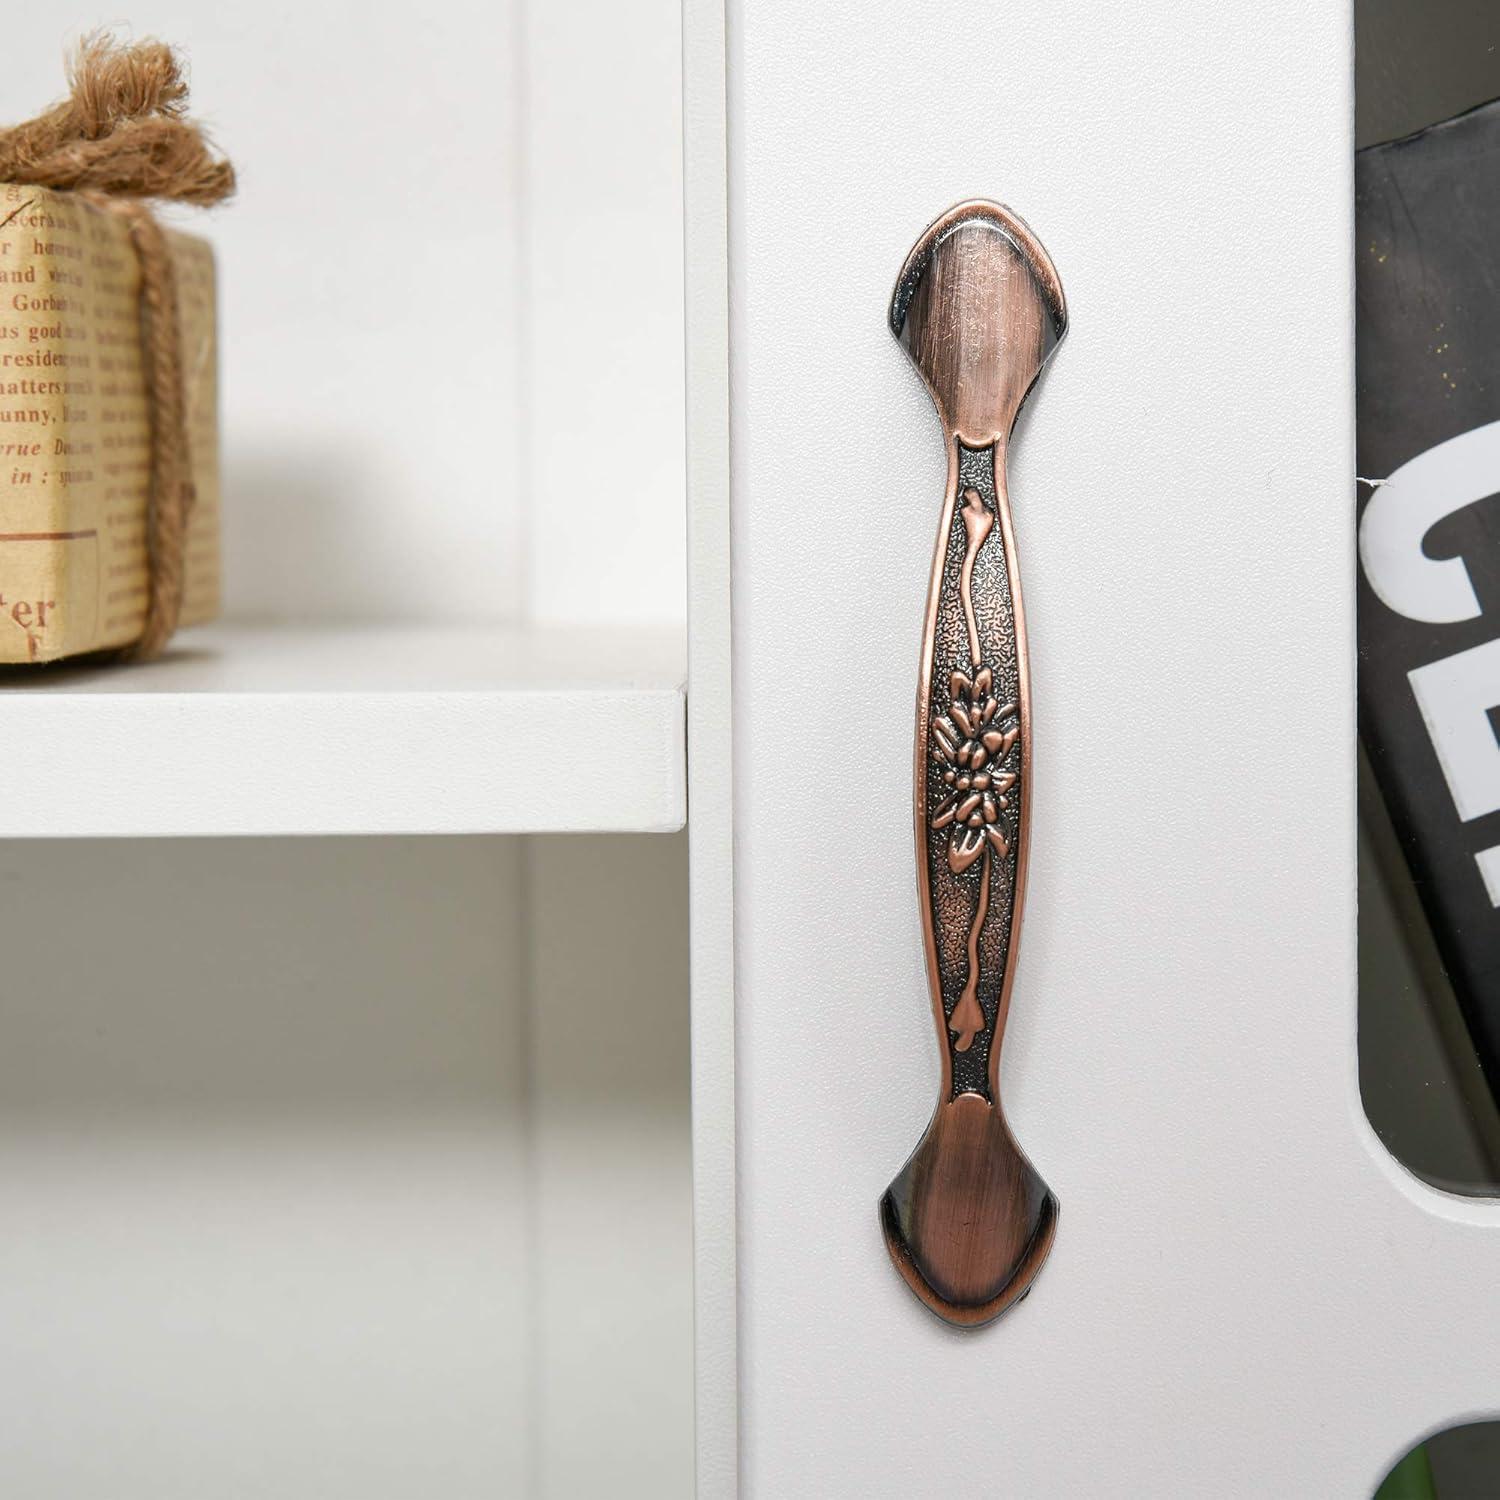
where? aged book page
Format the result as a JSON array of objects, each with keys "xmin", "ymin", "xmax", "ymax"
[{"xmin": 0, "ymin": 183, "xmax": 219, "ymax": 663}]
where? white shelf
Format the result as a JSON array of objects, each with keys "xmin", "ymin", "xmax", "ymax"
[{"xmin": 0, "ymin": 622, "xmax": 686, "ymax": 837}]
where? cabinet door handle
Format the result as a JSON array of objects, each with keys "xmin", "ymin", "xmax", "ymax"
[{"xmin": 881, "ymin": 200, "xmax": 1066, "ymax": 1327}]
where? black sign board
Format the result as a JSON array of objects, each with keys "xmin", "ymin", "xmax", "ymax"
[{"xmin": 1358, "ymin": 98, "xmax": 1500, "ymax": 1087}]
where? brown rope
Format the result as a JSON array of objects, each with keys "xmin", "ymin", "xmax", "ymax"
[{"xmin": 0, "ymin": 34, "xmax": 233, "ymax": 657}]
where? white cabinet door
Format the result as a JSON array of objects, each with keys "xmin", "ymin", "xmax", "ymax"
[{"xmin": 687, "ymin": 0, "xmax": 1500, "ymax": 1493}]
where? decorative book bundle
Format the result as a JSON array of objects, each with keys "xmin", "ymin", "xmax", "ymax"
[{"xmin": 0, "ymin": 36, "xmax": 230, "ymax": 663}]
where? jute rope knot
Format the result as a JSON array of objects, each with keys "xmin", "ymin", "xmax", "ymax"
[{"xmin": 0, "ymin": 34, "xmax": 234, "ymax": 658}]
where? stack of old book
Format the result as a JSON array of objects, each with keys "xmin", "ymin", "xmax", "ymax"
[{"xmin": 0, "ymin": 184, "xmax": 219, "ymax": 662}]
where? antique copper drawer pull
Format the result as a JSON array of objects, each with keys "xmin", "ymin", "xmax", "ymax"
[{"xmin": 881, "ymin": 200, "xmax": 1066, "ymax": 1327}]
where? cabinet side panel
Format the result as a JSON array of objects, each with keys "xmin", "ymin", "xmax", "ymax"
[
  {"xmin": 686, "ymin": 0, "xmax": 739, "ymax": 1491},
  {"xmin": 718, "ymin": 2, "xmax": 1464, "ymax": 1496}
]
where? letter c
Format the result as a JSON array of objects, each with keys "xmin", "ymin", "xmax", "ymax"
[{"xmin": 1359, "ymin": 420, "xmax": 1500, "ymax": 624}]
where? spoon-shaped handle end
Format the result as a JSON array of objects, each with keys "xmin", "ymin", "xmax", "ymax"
[{"xmin": 881, "ymin": 1093, "xmax": 1057, "ymax": 1327}]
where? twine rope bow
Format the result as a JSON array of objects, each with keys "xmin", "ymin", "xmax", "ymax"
[{"xmin": 0, "ymin": 35, "xmax": 234, "ymax": 658}]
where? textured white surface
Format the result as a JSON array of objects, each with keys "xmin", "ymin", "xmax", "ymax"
[
  {"xmin": 0, "ymin": 623, "xmax": 685, "ymax": 836},
  {"xmin": 728, "ymin": 0, "xmax": 1500, "ymax": 1495}
]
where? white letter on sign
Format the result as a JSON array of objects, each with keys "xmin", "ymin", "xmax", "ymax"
[
  {"xmin": 1359, "ymin": 419, "xmax": 1500, "ymax": 624},
  {"xmin": 1409, "ymin": 637, "xmax": 1500, "ymax": 822}
]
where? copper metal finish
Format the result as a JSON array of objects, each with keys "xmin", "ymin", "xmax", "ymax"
[{"xmin": 881, "ymin": 200, "xmax": 1066, "ymax": 1328}]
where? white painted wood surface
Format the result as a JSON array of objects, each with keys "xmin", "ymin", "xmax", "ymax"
[
  {"xmin": 0, "ymin": 623, "xmax": 685, "ymax": 837},
  {"xmin": 684, "ymin": 0, "xmax": 739, "ymax": 1486},
  {"xmin": 723, "ymin": 0, "xmax": 1500, "ymax": 1494}
]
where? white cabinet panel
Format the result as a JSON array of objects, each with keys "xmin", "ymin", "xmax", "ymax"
[{"xmin": 722, "ymin": 0, "xmax": 1500, "ymax": 1495}]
